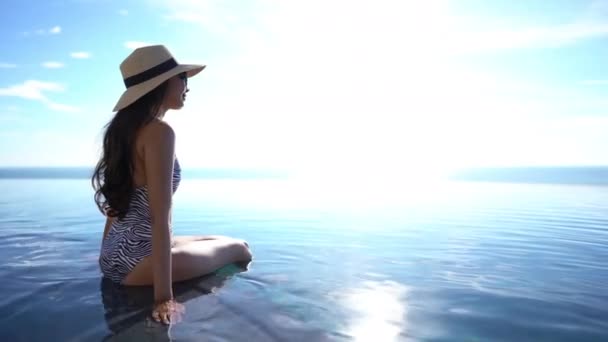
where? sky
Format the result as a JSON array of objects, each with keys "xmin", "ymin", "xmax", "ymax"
[{"xmin": 1, "ymin": 0, "xmax": 608, "ymax": 177}]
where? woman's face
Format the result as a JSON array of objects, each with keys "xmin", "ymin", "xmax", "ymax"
[{"xmin": 163, "ymin": 72, "xmax": 189, "ymax": 110}]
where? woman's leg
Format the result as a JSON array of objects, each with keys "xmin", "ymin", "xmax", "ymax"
[
  {"xmin": 171, "ymin": 235, "xmax": 247, "ymax": 248},
  {"xmin": 123, "ymin": 238, "xmax": 252, "ymax": 286}
]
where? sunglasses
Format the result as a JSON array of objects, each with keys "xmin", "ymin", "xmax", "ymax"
[{"xmin": 178, "ymin": 72, "xmax": 188, "ymax": 84}]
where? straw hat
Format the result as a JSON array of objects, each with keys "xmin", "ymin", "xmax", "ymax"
[{"xmin": 113, "ymin": 45, "xmax": 205, "ymax": 112}]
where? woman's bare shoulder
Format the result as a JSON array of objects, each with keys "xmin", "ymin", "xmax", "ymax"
[{"xmin": 140, "ymin": 120, "xmax": 175, "ymax": 145}]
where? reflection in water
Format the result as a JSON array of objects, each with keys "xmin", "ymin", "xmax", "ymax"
[
  {"xmin": 99, "ymin": 264, "xmax": 241, "ymax": 341},
  {"xmin": 338, "ymin": 280, "xmax": 408, "ymax": 342}
]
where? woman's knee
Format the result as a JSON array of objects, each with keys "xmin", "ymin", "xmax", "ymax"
[
  {"xmin": 229, "ymin": 240, "xmax": 252, "ymax": 261},
  {"xmin": 233, "ymin": 238, "xmax": 249, "ymax": 248},
  {"xmin": 217, "ymin": 236, "xmax": 249, "ymax": 248}
]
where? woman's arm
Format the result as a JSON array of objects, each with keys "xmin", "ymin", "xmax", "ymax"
[{"xmin": 144, "ymin": 122, "xmax": 176, "ymax": 303}]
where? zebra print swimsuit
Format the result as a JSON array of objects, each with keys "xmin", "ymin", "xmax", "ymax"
[{"xmin": 100, "ymin": 158, "xmax": 181, "ymax": 284}]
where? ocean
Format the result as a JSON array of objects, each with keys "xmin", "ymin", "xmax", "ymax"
[{"xmin": 0, "ymin": 167, "xmax": 607, "ymax": 341}]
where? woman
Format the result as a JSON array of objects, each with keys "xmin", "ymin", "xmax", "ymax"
[{"xmin": 92, "ymin": 45, "xmax": 252, "ymax": 325}]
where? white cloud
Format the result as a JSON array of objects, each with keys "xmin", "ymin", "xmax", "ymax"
[
  {"xmin": 70, "ymin": 51, "xmax": 91, "ymax": 59},
  {"xmin": 0, "ymin": 80, "xmax": 80, "ymax": 113},
  {"xmin": 47, "ymin": 102, "xmax": 81, "ymax": 113},
  {"xmin": 0, "ymin": 63, "xmax": 17, "ymax": 68},
  {"xmin": 42, "ymin": 61, "xmax": 65, "ymax": 69},
  {"xmin": 118, "ymin": 9, "xmax": 128, "ymax": 16},
  {"xmin": 24, "ymin": 26, "xmax": 63, "ymax": 36},
  {"xmin": 124, "ymin": 41, "xmax": 151, "ymax": 49},
  {"xmin": 0, "ymin": 80, "xmax": 64, "ymax": 100}
]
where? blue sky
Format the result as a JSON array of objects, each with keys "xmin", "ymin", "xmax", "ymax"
[{"xmin": 1, "ymin": 0, "xmax": 608, "ymax": 176}]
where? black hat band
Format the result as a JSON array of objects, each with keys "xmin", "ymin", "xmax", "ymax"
[{"xmin": 123, "ymin": 58, "xmax": 178, "ymax": 88}]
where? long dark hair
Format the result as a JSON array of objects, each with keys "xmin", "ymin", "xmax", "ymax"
[{"xmin": 92, "ymin": 81, "xmax": 169, "ymax": 219}]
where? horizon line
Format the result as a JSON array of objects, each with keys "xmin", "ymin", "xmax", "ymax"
[{"xmin": 1, "ymin": 165, "xmax": 608, "ymax": 169}]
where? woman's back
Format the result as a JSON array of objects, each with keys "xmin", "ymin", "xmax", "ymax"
[{"xmin": 99, "ymin": 156, "xmax": 181, "ymax": 283}]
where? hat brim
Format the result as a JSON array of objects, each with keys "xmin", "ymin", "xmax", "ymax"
[{"xmin": 113, "ymin": 64, "xmax": 205, "ymax": 112}]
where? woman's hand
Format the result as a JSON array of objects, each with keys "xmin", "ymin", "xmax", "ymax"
[{"xmin": 152, "ymin": 299, "xmax": 185, "ymax": 325}]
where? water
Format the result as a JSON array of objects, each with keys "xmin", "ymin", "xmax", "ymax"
[{"xmin": 0, "ymin": 169, "xmax": 607, "ymax": 341}]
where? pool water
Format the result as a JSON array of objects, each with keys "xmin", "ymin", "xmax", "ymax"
[{"xmin": 0, "ymin": 177, "xmax": 607, "ymax": 341}]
